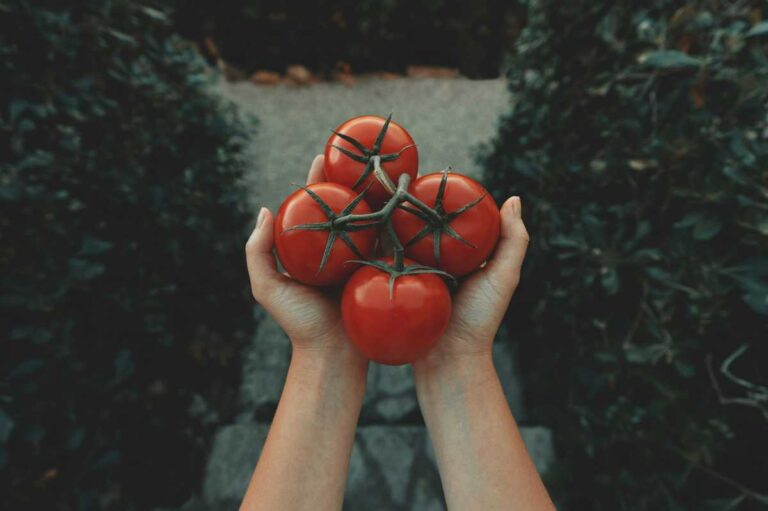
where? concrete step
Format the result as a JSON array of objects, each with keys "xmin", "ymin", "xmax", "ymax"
[{"xmin": 201, "ymin": 422, "xmax": 554, "ymax": 510}]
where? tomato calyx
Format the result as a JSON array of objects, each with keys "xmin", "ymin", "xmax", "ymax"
[
  {"xmin": 330, "ymin": 113, "xmax": 417, "ymax": 190},
  {"xmin": 346, "ymin": 258, "xmax": 456, "ymax": 299},
  {"xmin": 283, "ymin": 183, "xmax": 375, "ymax": 275},
  {"xmin": 397, "ymin": 168, "xmax": 484, "ymax": 266}
]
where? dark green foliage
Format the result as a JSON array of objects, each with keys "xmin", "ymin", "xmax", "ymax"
[
  {"xmin": 170, "ymin": 0, "xmax": 523, "ymax": 78},
  {"xmin": 1, "ymin": 2, "xmax": 253, "ymax": 509},
  {"xmin": 481, "ymin": 1, "xmax": 768, "ymax": 509}
]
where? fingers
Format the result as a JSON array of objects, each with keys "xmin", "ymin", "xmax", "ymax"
[
  {"xmin": 306, "ymin": 154, "xmax": 325, "ymax": 185},
  {"xmin": 482, "ymin": 196, "xmax": 530, "ymax": 297},
  {"xmin": 245, "ymin": 207, "xmax": 284, "ymax": 302}
]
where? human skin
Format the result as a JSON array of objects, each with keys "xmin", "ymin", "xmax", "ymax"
[
  {"xmin": 241, "ymin": 155, "xmax": 554, "ymax": 510},
  {"xmin": 241, "ymin": 155, "xmax": 368, "ymax": 511},
  {"xmin": 412, "ymin": 195, "xmax": 556, "ymax": 510}
]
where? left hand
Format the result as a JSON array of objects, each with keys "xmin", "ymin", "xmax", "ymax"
[{"xmin": 245, "ymin": 154, "xmax": 363, "ymax": 358}]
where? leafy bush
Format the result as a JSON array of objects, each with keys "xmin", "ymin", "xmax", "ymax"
[
  {"xmin": 171, "ymin": 0, "xmax": 523, "ymax": 78},
  {"xmin": 481, "ymin": 1, "xmax": 768, "ymax": 509},
  {"xmin": 1, "ymin": 2, "xmax": 253, "ymax": 509}
]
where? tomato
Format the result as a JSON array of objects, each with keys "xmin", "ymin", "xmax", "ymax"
[
  {"xmin": 275, "ymin": 183, "xmax": 377, "ymax": 286},
  {"xmin": 341, "ymin": 257, "xmax": 452, "ymax": 365},
  {"xmin": 324, "ymin": 115, "xmax": 418, "ymax": 209},
  {"xmin": 391, "ymin": 171, "xmax": 500, "ymax": 277}
]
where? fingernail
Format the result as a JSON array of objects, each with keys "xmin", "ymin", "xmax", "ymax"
[
  {"xmin": 256, "ymin": 207, "xmax": 267, "ymax": 228},
  {"xmin": 510, "ymin": 196, "xmax": 521, "ymax": 217}
]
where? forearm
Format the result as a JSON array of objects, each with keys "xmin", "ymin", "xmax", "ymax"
[
  {"xmin": 240, "ymin": 344, "xmax": 368, "ymax": 511},
  {"xmin": 413, "ymin": 351, "xmax": 554, "ymax": 511}
]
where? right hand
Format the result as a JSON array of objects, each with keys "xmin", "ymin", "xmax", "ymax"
[{"xmin": 416, "ymin": 196, "xmax": 530, "ymax": 363}]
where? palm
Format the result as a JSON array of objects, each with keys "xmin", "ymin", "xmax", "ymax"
[
  {"xmin": 268, "ymin": 276, "xmax": 348, "ymax": 350},
  {"xmin": 426, "ymin": 197, "xmax": 528, "ymax": 358},
  {"xmin": 245, "ymin": 155, "xmax": 352, "ymax": 352},
  {"xmin": 429, "ymin": 268, "xmax": 509, "ymax": 356}
]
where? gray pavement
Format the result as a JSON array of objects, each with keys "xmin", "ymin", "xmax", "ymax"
[{"xmin": 216, "ymin": 76, "xmax": 510, "ymax": 213}]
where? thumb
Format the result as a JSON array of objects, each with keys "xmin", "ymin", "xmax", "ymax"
[
  {"xmin": 245, "ymin": 207, "xmax": 285, "ymax": 303},
  {"xmin": 482, "ymin": 196, "xmax": 529, "ymax": 297}
]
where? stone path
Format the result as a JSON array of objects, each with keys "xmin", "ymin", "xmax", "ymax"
[
  {"xmin": 190, "ymin": 78, "xmax": 554, "ymax": 510},
  {"xmin": 215, "ymin": 76, "xmax": 509, "ymax": 212}
]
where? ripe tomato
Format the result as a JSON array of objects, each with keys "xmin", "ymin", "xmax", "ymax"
[
  {"xmin": 324, "ymin": 115, "xmax": 418, "ymax": 209},
  {"xmin": 341, "ymin": 257, "xmax": 452, "ymax": 365},
  {"xmin": 391, "ymin": 172, "xmax": 500, "ymax": 277},
  {"xmin": 275, "ymin": 183, "xmax": 376, "ymax": 286}
]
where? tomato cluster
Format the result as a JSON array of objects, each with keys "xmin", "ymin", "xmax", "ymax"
[{"xmin": 275, "ymin": 115, "xmax": 500, "ymax": 365}]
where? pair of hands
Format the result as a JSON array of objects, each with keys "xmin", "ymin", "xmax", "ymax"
[{"xmin": 245, "ymin": 155, "xmax": 529, "ymax": 365}]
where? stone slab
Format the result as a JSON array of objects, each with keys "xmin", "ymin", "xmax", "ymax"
[
  {"xmin": 202, "ymin": 423, "xmax": 270, "ymax": 504},
  {"xmin": 202, "ymin": 422, "xmax": 554, "ymax": 508}
]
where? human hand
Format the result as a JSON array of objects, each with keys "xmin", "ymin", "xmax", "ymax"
[
  {"xmin": 245, "ymin": 155, "xmax": 364, "ymax": 360},
  {"xmin": 409, "ymin": 197, "xmax": 554, "ymax": 511},
  {"xmin": 416, "ymin": 196, "xmax": 529, "ymax": 364}
]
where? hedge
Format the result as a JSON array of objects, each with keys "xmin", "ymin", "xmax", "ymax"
[
  {"xmin": 170, "ymin": 0, "xmax": 523, "ymax": 79},
  {"xmin": 481, "ymin": 1, "xmax": 768, "ymax": 509},
  {"xmin": 1, "ymin": 2, "xmax": 253, "ymax": 509}
]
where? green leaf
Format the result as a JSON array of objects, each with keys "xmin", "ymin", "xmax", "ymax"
[
  {"xmin": 114, "ymin": 349, "xmax": 134, "ymax": 381},
  {"xmin": 140, "ymin": 6, "xmax": 169, "ymax": 22},
  {"xmin": 634, "ymin": 248, "xmax": 662, "ymax": 261},
  {"xmin": 67, "ymin": 427, "xmax": 85, "ymax": 450},
  {"xmin": 79, "ymin": 236, "xmax": 113, "ymax": 256},
  {"xmin": 594, "ymin": 352, "xmax": 617, "ymax": 364},
  {"xmin": 9, "ymin": 100, "xmax": 27, "ymax": 123},
  {"xmin": 746, "ymin": 21, "xmax": 768, "ymax": 37},
  {"xmin": 9, "ymin": 326, "xmax": 52, "ymax": 344},
  {"xmin": 68, "ymin": 258, "xmax": 106, "ymax": 280},
  {"xmin": 674, "ymin": 211, "xmax": 705, "ymax": 228},
  {"xmin": 601, "ymin": 267, "xmax": 619, "ymax": 294},
  {"xmin": 674, "ymin": 360, "xmax": 694, "ymax": 378},
  {"xmin": 550, "ymin": 234, "xmax": 581, "ymax": 248},
  {"xmin": 638, "ymin": 50, "xmax": 702, "ymax": 69},
  {"xmin": 106, "ymin": 29, "xmax": 137, "ymax": 46},
  {"xmin": 692, "ymin": 215, "xmax": 722, "ymax": 240},
  {"xmin": 757, "ymin": 216, "xmax": 768, "ymax": 236},
  {"xmin": 8, "ymin": 360, "xmax": 45, "ymax": 380},
  {"xmin": 625, "ymin": 345, "xmax": 653, "ymax": 364},
  {"xmin": 0, "ymin": 408, "xmax": 13, "ymax": 443},
  {"xmin": 742, "ymin": 289, "xmax": 768, "ymax": 315}
]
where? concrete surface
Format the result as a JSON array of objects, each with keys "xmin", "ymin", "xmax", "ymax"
[{"xmin": 216, "ymin": 77, "xmax": 509, "ymax": 213}]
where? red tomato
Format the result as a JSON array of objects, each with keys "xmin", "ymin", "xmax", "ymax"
[
  {"xmin": 391, "ymin": 172, "xmax": 500, "ymax": 277},
  {"xmin": 341, "ymin": 257, "xmax": 452, "ymax": 365},
  {"xmin": 275, "ymin": 183, "xmax": 376, "ymax": 286},
  {"xmin": 324, "ymin": 115, "xmax": 418, "ymax": 209}
]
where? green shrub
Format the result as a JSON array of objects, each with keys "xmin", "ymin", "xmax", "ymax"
[
  {"xmin": 1, "ymin": 2, "xmax": 253, "ymax": 509},
  {"xmin": 481, "ymin": 1, "xmax": 768, "ymax": 509},
  {"xmin": 171, "ymin": 0, "xmax": 523, "ymax": 78}
]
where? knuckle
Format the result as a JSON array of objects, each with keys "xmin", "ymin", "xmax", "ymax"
[{"xmin": 519, "ymin": 226, "xmax": 530, "ymax": 244}]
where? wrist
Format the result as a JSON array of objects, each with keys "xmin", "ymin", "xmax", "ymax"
[
  {"xmin": 413, "ymin": 349, "xmax": 496, "ymax": 399},
  {"xmin": 290, "ymin": 341, "xmax": 369, "ymax": 384}
]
